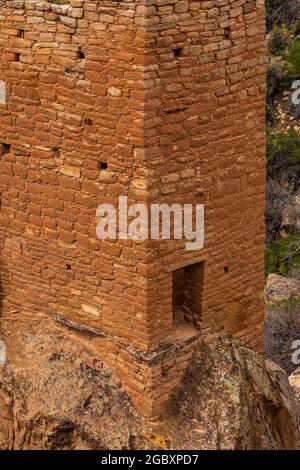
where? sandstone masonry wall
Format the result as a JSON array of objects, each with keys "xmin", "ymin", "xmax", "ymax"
[{"xmin": 0, "ymin": 0, "xmax": 266, "ymax": 416}]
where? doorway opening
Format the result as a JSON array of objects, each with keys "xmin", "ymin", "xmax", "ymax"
[{"xmin": 172, "ymin": 262, "xmax": 204, "ymax": 328}]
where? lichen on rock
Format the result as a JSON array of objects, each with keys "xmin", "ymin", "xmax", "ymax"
[{"xmin": 0, "ymin": 333, "xmax": 299, "ymax": 450}]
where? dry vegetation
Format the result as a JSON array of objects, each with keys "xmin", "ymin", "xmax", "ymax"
[{"xmin": 264, "ymin": 1, "xmax": 300, "ymax": 373}]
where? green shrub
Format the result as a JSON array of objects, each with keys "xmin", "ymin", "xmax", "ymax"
[
  {"xmin": 265, "ymin": 235, "xmax": 300, "ymax": 276},
  {"xmin": 267, "ymin": 64, "xmax": 283, "ymax": 98},
  {"xmin": 266, "ymin": 128, "xmax": 300, "ymax": 185},
  {"xmin": 269, "ymin": 26, "xmax": 288, "ymax": 55},
  {"xmin": 285, "ymin": 38, "xmax": 300, "ymax": 74}
]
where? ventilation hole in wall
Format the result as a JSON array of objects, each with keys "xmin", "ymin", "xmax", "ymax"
[
  {"xmin": 0, "ymin": 143, "xmax": 11, "ymax": 155},
  {"xmin": 98, "ymin": 161, "xmax": 108, "ymax": 170},
  {"xmin": 17, "ymin": 30, "xmax": 25, "ymax": 38},
  {"xmin": 164, "ymin": 106, "xmax": 188, "ymax": 115},
  {"xmin": 196, "ymin": 191, "xmax": 204, "ymax": 198},
  {"xmin": 224, "ymin": 27, "xmax": 232, "ymax": 39},
  {"xmin": 52, "ymin": 147, "xmax": 60, "ymax": 156},
  {"xmin": 173, "ymin": 47, "xmax": 184, "ymax": 58},
  {"xmin": 14, "ymin": 53, "xmax": 21, "ymax": 62},
  {"xmin": 77, "ymin": 48, "xmax": 85, "ymax": 59},
  {"xmin": 65, "ymin": 264, "xmax": 72, "ymax": 271},
  {"xmin": 224, "ymin": 266, "xmax": 229, "ymax": 274},
  {"xmin": 84, "ymin": 117, "xmax": 93, "ymax": 126}
]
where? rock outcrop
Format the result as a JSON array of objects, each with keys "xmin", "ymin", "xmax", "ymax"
[
  {"xmin": 162, "ymin": 336, "xmax": 300, "ymax": 450},
  {"xmin": 0, "ymin": 333, "xmax": 299, "ymax": 450},
  {"xmin": 265, "ymin": 273, "xmax": 300, "ymax": 303},
  {"xmin": 289, "ymin": 367, "xmax": 300, "ymax": 403}
]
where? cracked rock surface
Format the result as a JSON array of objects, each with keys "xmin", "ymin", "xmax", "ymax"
[{"xmin": 0, "ymin": 333, "xmax": 299, "ymax": 450}]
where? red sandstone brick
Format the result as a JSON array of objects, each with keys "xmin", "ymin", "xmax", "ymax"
[{"xmin": 0, "ymin": 0, "xmax": 266, "ymax": 419}]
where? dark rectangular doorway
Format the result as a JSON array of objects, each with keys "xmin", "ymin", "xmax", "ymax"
[{"xmin": 172, "ymin": 262, "xmax": 204, "ymax": 328}]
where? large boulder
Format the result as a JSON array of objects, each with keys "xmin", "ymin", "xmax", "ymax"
[
  {"xmin": 289, "ymin": 368, "xmax": 300, "ymax": 403},
  {"xmin": 161, "ymin": 336, "xmax": 300, "ymax": 450},
  {"xmin": 265, "ymin": 273, "xmax": 300, "ymax": 304},
  {"xmin": 0, "ymin": 333, "xmax": 299, "ymax": 450},
  {"xmin": 0, "ymin": 333, "xmax": 144, "ymax": 450}
]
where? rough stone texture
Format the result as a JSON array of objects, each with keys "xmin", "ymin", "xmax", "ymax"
[
  {"xmin": 0, "ymin": 0, "xmax": 266, "ymax": 416},
  {"xmin": 290, "ymin": 367, "xmax": 300, "ymax": 405},
  {"xmin": 0, "ymin": 334, "xmax": 145, "ymax": 450},
  {"xmin": 163, "ymin": 335, "xmax": 300, "ymax": 450},
  {"xmin": 265, "ymin": 273, "xmax": 300, "ymax": 304},
  {"xmin": 0, "ymin": 332, "xmax": 299, "ymax": 450}
]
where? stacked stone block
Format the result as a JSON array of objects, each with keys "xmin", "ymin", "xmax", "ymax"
[{"xmin": 0, "ymin": 0, "xmax": 266, "ymax": 416}]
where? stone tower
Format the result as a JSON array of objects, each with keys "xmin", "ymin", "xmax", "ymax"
[{"xmin": 0, "ymin": 0, "xmax": 266, "ymax": 416}]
